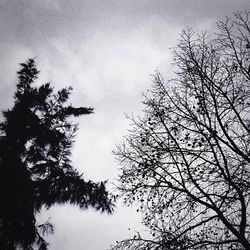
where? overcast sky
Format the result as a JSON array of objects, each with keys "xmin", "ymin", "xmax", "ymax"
[{"xmin": 0, "ymin": 1, "xmax": 249, "ymax": 250}]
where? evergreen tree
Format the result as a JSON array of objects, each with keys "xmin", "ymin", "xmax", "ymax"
[{"xmin": 0, "ymin": 59, "xmax": 114, "ymax": 250}]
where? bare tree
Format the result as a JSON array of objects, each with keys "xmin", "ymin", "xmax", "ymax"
[{"xmin": 112, "ymin": 10, "xmax": 250, "ymax": 250}]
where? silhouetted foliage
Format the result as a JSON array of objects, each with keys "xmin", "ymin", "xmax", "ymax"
[
  {"xmin": 111, "ymin": 11, "xmax": 250, "ymax": 250},
  {"xmin": 0, "ymin": 59, "xmax": 114, "ymax": 250}
]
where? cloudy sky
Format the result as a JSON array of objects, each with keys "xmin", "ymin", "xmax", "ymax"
[{"xmin": 0, "ymin": 1, "xmax": 249, "ymax": 249}]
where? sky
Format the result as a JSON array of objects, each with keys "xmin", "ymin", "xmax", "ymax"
[{"xmin": 0, "ymin": 1, "xmax": 249, "ymax": 249}]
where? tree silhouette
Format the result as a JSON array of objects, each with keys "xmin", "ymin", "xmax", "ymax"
[
  {"xmin": 112, "ymin": 11, "xmax": 250, "ymax": 250},
  {"xmin": 0, "ymin": 59, "xmax": 114, "ymax": 250}
]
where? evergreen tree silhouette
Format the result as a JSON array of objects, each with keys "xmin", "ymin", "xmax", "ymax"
[{"xmin": 0, "ymin": 59, "xmax": 114, "ymax": 250}]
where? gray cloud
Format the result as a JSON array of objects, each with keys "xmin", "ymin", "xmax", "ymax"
[
  {"xmin": 0, "ymin": 1, "xmax": 249, "ymax": 249},
  {"xmin": 1, "ymin": 0, "xmax": 249, "ymax": 47}
]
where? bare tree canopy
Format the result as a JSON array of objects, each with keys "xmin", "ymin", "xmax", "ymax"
[
  {"xmin": 112, "ymin": 10, "xmax": 250, "ymax": 250},
  {"xmin": 0, "ymin": 59, "xmax": 114, "ymax": 250}
]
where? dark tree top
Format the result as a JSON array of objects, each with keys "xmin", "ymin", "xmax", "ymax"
[{"xmin": 0, "ymin": 59, "xmax": 115, "ymax": 250}]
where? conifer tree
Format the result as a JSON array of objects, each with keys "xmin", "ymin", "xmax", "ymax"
[{"xmin": 0, "ymin": 59, "xmax": 114, "ymax": 250}]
